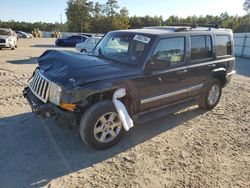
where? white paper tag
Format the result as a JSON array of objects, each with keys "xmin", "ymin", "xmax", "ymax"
[{"xmin": 133, "ymin": 35, "xmax": 151, "ymax": 44}]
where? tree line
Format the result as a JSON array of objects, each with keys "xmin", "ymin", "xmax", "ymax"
[{"xmin": 0, "ymin": 0, "xmax": 250, "ymax": 33}]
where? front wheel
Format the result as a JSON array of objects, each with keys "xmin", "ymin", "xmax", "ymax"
[
  {"xmin": 198, "ymin": 79, "xmax": 222, "ymax": 110},
  {"xmin": 79, "ymin": 100, "xmax": 125, "ymax": 150}
]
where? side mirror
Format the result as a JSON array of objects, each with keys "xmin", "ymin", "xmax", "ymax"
[{"xmin": 145, "ymin": 59, "xmax": 170, "ymax": 73}]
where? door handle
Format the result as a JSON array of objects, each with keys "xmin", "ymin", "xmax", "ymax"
[
  {"xmin": 176, "ymin": 69, "xmax": 187, "ymax": 75},
  {"xmin": 208, "ymin": 64, "xmax": 216, "ymax": 68}
]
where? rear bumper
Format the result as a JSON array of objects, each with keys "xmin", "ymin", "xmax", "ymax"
[{"xmin": 23, "ymin": 87, "xmax": 77, "ymax": 128}]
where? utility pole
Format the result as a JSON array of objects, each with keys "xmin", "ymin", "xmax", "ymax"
[{"xmin": 60, "ymin": 14, "xmax": 63, "ymax": 24}]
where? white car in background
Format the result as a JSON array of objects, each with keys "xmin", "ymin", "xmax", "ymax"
[
  {"xmin": 0, "ymin": 28, "xmax": 18, "ymax": 50},
  {"xmin": 16, "ymin": 31, "xmax": 33, "ymax": 39},
  {"xmin": 75, "ymin": 36, "xmax": 102, "ymax": 53}
]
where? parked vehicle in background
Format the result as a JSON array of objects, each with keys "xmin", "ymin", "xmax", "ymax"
[
  {"xmin": 51, "ymin": 31, "xmax": 62, "ymax": 38},
  {"xmin": 78, "ymin": 33, "xmax": 95, "ymax": 37},
  {"xmin": 0, "ymin": 28, "xmax": 18, "ymax": 50},
  {"xmin": 75, "ymin": 36, "xmax": 102, "ymax": 53},
  {"xmin": 24, "ymin": 26, "xmax": 235, "ymax": 150},
  {"xmin": 12, "ymin": 31, "xmax": 19, "ymax": 40},
  {"xmin": 16, "ymin": 31, "xmax": 33, "ymax": 39},
  {"xmin": 32, "ymin": 28, "xmax": 42, "ymax": 38},
  {"xmin": 55, "ymin": 35, "xmax": 88, "ymax": 47}
]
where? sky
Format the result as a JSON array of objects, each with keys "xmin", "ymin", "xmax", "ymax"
[{"xmin": 0, "ymin": 0, "xmax": 246, "ymax": 23}]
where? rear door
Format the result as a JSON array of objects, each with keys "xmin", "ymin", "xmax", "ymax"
[{"xmin": 186, "ymin": 34, "xmax": 215, "ymax": 86}]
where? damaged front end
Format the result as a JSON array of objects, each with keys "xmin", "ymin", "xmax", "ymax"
[{"xmin": 23, "ymin": 69, "xmax": 78, "ymax": 129}]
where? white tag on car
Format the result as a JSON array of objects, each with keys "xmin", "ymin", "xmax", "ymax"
[{"xmin": 133, "ymin": 35, "xmax": 151, "ymax": 44}]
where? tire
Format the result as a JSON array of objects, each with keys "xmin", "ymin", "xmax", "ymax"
[
  {"xmin": 11, "ymin": 46, "xmax": 15, "ymax": 50},
  {"xmin": 198, "ymin": 79, "xmax": 222, "ymax": 110},
  {"xmin": 79, "ymin": 100, "xmax": 125, "ymax": 150},
  {"xmin": 81, "ymin": 49, "xmax": 87, "ymax": 53}
]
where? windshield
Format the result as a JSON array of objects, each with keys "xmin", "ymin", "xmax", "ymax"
[
  {"xmin": 92, "ymin": 32, "xmax": 152, "ymax": 65},
  {"xmin": 0, "ymin": 29, "xmax": 11, "ymax": 36}
]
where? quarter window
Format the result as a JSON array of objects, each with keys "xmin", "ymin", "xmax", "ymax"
[
  {"xmin": 152, "ymin": 37, "xmax": 185, "ymax": 66},
  {"xmin": 191, "ymin": 35, "xmax": 212, "ymax": 60},
  {"xmin": 215, "ymin": 35, "xmax": 232, "ymax": 56}
]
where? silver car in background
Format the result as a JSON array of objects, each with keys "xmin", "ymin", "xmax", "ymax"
[{"xmin": 75, "ymin": 36, "xmax": 102, "ymax": 53}]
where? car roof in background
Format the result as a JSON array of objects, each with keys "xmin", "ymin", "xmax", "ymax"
[{"xmin": 70, "ymin": 35, "xmax": 89, "ymax": 38}]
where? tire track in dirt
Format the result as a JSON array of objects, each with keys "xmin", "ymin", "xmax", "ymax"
[{"xmin": 0, "ymin": 70, "xmax": 30, "ymax": 108}]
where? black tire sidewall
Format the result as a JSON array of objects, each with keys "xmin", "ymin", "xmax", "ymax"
[
  {"xmin": 79, "ymin": 100, "xmax": 125, "ymax": 150},
  {"xmin": 204, "ymin": 79, "xmax": 222, "ymax": 109}
]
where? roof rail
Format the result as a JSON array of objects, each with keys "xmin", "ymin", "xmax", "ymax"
[
  {"xmin": 143, "ymin": 23, "xmax": 223, "ymax": 32},
  {"xmin": 167, "ymin": 22, "xmax": 220, "ymax": 28}
]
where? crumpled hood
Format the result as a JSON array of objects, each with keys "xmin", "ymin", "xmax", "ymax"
[{"xmin": 38, "ymin": 50, "xmax": 139, "ymax": 89}]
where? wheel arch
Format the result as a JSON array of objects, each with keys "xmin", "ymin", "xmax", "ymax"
[
  {"xmin": 208, "ymin": 68, "xmax": 227, "ymax": 87},
  {"xmin": 80, "ymin": 87, "xmax": 133, "ymax": 114}
]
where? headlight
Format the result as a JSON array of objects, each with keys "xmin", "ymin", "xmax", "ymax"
[
  {"xmin": 49, "ymin": 82, "xmax": 62, "ymax": 105},
  {"xmin": 7, "ymin": 38, "xmax": 12, "ymax": 42}
]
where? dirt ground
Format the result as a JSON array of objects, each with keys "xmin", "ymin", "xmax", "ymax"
[{"xmin": 0, "ymin": 38, "xmax": 249, "ymax": 188}]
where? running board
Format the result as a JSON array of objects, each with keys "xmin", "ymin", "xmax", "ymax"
[{"xmin": 134, "ymin": 98, "xmax": 197, "ymax": 124}]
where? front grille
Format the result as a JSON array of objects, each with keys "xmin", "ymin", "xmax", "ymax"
[
  {"xmin": 0, "ymin": 39, "xmax": 5, "ymax": 43},
  {"xmin": 29, "ymin": 70, "xmax": 51, "ymax": 103}
]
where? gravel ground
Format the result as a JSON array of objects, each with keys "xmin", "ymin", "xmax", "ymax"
[{"xmin": 0, "ymin": 38, "xmax": 249, "ymax": 188}]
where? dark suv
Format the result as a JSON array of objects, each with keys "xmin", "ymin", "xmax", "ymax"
[{"xmin": 23, "ymin": 26, "xmax": 235, "ymax": 150}]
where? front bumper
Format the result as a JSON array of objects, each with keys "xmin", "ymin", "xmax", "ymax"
[
  {"xmin": 0, "ymin": 42, "xmax": 12, "ymax": 48},
  {"xmin": 23, "ymin": 87, "xmax": 77, "ymax": 128}
]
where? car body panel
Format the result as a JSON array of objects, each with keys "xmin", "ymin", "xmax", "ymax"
[
  {"xmin": 75, "ymin": 37, "xmax": 102, "ymax": 53},
  {"xmin": 24, "ymin": 27, "xmax": 235, "ymax": 123},
  {"xmin": 0, "ymin": 28, "xmax": 17, "ymax": 49},
  {"xmin": 55, "ymin": 35, "xmax": 88, "ymax": 47}
]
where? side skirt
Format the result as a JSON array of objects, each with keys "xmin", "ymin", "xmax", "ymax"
[{"xmin": 133, "ymin": 97, "xmax": 197, "ymax": 124}]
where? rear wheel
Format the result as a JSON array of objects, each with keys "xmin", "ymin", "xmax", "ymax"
[
  {"xmin": 79, "ymin": 100, "xmax": 125, "ymax": 150},
  {"xmin": 198, "ymin": 79, "xmax": 222, "ymax": 110},
  {"xmin": 81, "ymin": 49, "xmax": 87, "ymax": 53}
]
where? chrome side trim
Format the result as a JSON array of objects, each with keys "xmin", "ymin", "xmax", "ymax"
[
  {"xmin": 152, "ymin": 57, "xmax": 235, "ymax": 75},
  {"xmin": 137, "ymin": 97, "xmax": 195, "ymax": 117},
  {"xmin": 227, "ymin": 70, "xmax": 236, "ymax": 76},
  {"xmin": 141, "ymin": 84, "xmax": 204, "ymax": 104}
]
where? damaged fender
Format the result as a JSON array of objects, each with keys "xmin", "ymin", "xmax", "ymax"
[{"xmin": 112, "ymin": 88, "xmax": 134, "ymax": 131}]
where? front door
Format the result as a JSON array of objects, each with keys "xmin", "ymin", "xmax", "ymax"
[{"xmin": 139, "ymin": 36, "xmax": 195, "ymax": 112}]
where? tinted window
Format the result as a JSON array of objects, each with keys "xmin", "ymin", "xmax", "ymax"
[
  {"xmin": 215, "ymin": 35, "xmax": 232, "ymax": 56},
  {"xmin": 152, "ymin": 37, "xmax": 185, "ymax": 66},
  {"xmin": 191, "ymin": 35, "xmax": 212, "ymax": 60}
]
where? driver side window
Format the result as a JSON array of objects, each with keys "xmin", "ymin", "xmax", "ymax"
[{"xmin": 152, "ymin": 37, "xmax": 185, "ymax": 67}]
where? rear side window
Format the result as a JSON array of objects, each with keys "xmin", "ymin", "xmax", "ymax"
[
  {"xmin": 152, "ymin": 37, "xmax": 185, "ymax": 67},
  {"xmin": 215, "ymin": 35, "xmax": 232, "ymax": 56},
  {"xmin": 87, "ymin": 38, "xmax": 96, "ymax": 44},
  {"xmin": 191, "ymin": 35, "xmax": 212, "ymax": 61}
]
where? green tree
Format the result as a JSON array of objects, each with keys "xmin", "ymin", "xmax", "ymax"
[
  {"xmin": 243, "ymin": 0, "xmax": 250, "ymax": 14},
  {"xmin": 65, "ymin": 0, "xmax": 93, "ymax": 32},
  {"xmin": 105, "ymin": 0, "xmax": 119, "ymax": 17}
]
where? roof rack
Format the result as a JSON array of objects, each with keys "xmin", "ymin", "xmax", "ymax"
[{"xmin": 144, "ymin": 23, "xmax": 221, "ymax": 32}]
